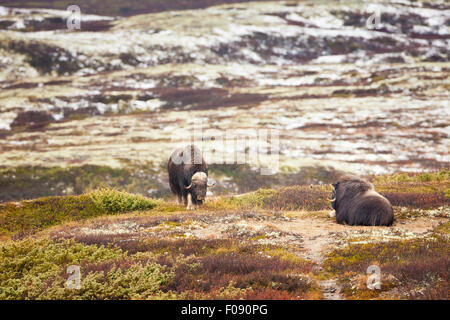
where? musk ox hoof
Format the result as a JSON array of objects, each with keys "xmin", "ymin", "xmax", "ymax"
[
  {"xmin": 186, "ymin": 205, "xmax": 196, "ymax": 210},
  {"xmin": 329, "ymin": 210, "xmax": 336, "ymax": 218}
]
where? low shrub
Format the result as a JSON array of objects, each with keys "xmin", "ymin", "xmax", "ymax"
[
  {"xmin": 0, "ymin": 237, "xmax": 318, "ymax": 300},
  {"xmin": 0, "ymin": 239, "xmax": 124, "ymax": 299},
  {"xmin": 223, "ymin": 185, "xmax": 332, "ymax": 211},
  {"xmin": 372, "ymin": 169, "xmax": 450, "ymax": 184},
  {"xmin": 90, "ymin": 188, "xmax": 159, "ymax": 213},
  {"xmin": 371, "ymin": 169, "xmax": 449, "ymax": 209},
  {"xmin": 323, "ymin": 236, "xmax": 450, "ymax": 299},
  {"xmin": 42, "ymin": 263, "xmax": 172, "ymax": 300},
  {"xmin": 0, "ymin": 238, "xmax": 173, "ymax": 300},
  {"xmin": 164, "ymin": 251, "xmax": 316, "ymax": 299},
  {"xmin": 0, "ymin": 190, "xmax": 158, "ymax": 237},
  {"xmin": 382, "ymin": 192, "xmax": 449, "ymax": 209}
]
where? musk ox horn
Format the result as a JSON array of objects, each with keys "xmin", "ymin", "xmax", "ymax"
[
  {"xmin": 328, "ymin": 197, "xmax": 336, "ymax": 202},
  {"xmin": 185, "ymin": 183, "xmax": 192, "ymax": 189}
]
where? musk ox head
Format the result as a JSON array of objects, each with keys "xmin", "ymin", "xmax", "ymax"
[
  {"xmin": 185, "ymin": 172, "xmax": 214, "ymax": 204},
  {"xmin": 330, "ymin": 175, "xmax": 394, "ymax": 226}
]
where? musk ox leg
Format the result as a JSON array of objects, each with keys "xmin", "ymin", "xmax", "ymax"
[
  {"xmin": 180, "ymin": 188, "xmax": 188, "ymax": 205},
  {"xmin": 186, "ymin": 193, "xmax": 195, "ymax": 210},
  {"xmin": 177, "ymin": 195, "xmax": 183, "ymax": 205},
  {"xmin": 335, "ymin": 212, "xmax": 348, "ymax": 225}
]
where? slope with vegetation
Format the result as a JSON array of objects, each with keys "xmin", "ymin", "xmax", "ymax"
[
  {"xmin": 0, "ymin": 0, "xmax": 448, "ymax": 300},
  {"xmin": 0, "ymin": 170, "xmax": 448, "ymax": 299}
]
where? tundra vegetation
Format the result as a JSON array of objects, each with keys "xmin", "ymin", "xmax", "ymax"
[
  {"xmin": 0, "ymin": 0, "xmax": 449, "ymax": 300},
  {"xmin": 0, "ymin": 170, "xmax": 448, "ymax": 299}
]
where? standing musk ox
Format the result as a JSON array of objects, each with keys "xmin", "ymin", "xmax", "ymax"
[
  {"xmin": 329, "ymin": 175, "xmax": 394, "ymax": 226},
  {"xmin": 168, "ymin": 145, "xmax": 214, "ymax": 210}
]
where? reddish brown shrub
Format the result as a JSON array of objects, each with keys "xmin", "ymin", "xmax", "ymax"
[
  {"xmin": 244, "ymin": 288, "xmax": 297, "ymax": 300},
  {"xmin": 201, "ymin": 253, "xmax": 293, "ymax": 275},
  {"xmin": 417, "ymin": 283, "xmax": 449, "ymax": 300},
  {"xmin": 383, "ymin": 256, "xmax": 449, "ymax": 284},
  {"xmin": 382, "ymin": 192, "xmax": 449, "ymax": 209},
  {"xmin": 163, "ymin": 251, "xmax": 314, "ymax": 297}
]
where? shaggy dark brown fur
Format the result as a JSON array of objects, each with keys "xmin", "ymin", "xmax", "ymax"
[
  {"xmin": 330, "ymin": 175, "xmax": 394, "ymax": 226},
  {"xmin": 167, "ymin": 145, "xmax": 210, "ymax": 209}
]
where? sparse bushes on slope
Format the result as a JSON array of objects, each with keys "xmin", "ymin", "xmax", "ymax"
[
  {"xmin": 0, "ymin": 237, "xmax": 319, "ymax": 300},
  {"xmin": 223, "ymin": 185, "xmax": 333, "ymax": 211},
  {"xmin": 372, "ymin": 169, "xmax": 450, "ymax": 184},
  {"xmin": 0, "ymin": 239, "xmax": 122, "ymax": 299},
  {"xmin": 382, "ymin": 192, "xmax": 449, "ymax": 209},
  {"xmin": 150, "ymin": 240, "xmax": 318, "ymax": 300},
  {"xmin": 0, "ymin": 189, "xmax": 158, "ymax": 237},
  {"xmin": 209, "ymin": 164, "xmax": 341, "ymax": 194},
  {"xmin": 0, "ymin": 164, "xmax": 340, "ymax": 203},
  {"xmin": 372, "ymin": 169, "xmax": 450, "ymax": 209},
  {"xmin": 43, "ymin": 263, "xmax": 172, "ymax": 300},
  {"xmin": 0, "ymin": 165, "xmax": 168, "ymax": 203},
  {"xmin": 166, "ymin": 252, "xmax": 316, "ymax": 299},
  {"xmin": 323, "ymin": 235, "xmax": 450, "ymax": 300},
  {"xmin": 0, "ymin": 239, "xmax": 172, "ymax": 300}
]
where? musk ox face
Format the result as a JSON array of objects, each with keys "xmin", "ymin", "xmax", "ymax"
[
  {"xmin": 330, "ymin": 175, "xmax": 394, "ymax": 226},
  {"xmin": 185, "ymin": 172, "xmax": 211, "ymax": 203}
]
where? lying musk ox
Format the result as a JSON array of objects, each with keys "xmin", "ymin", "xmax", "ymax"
[
  {"xmin": 329, "ymin": 175, "xmax": 394, "ymax": 226},
  {"xmin": 168, "ymin": 145, "xmax": 214, "ymax": 210}
]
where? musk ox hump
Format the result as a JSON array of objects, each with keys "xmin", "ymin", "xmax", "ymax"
[
  {"xmin": 192, "ymin": 172, "xmax": 207, "ymax": 183},
  {"xmin": 349, "ymin": 193, "xmax": 394, "ymax": 226}
]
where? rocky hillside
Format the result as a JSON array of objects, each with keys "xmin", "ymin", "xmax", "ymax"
[{"xmin": 0, "ymin": 0, "xmax": 448, "ymax": 202}]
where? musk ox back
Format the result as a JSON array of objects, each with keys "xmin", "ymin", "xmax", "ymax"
[
  {"xmin": 167, "ymin": 145, "xmax": 213, "ymax": 210},
  {"xmin": 330, "ymin": 175, "xmax": 394, "ymax": 226}
]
